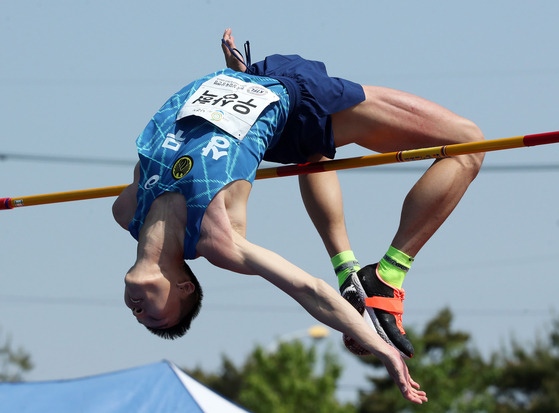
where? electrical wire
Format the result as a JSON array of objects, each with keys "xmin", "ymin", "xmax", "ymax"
[
  {"xmin": 0, "ymin": 294, "xmax": 554, "ymax": 318},
  {"xmin": 1, "ymin": 153, "xmax": 556, "ymax": 313},
  {"xmin": 1, "ymin": 152, "xmax": 558, "ymax": 172},
  {"xmin": 0, "ymin": 153, "xmax": 134, "ymax": 167}
]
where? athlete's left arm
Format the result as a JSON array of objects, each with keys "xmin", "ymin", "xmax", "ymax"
[
  {"xmin": 112, "ymin": 162, "xmax": 139, "ymax": 230},
  {"xmin": 197, "ymin": 218, "xmax": 427, "ymax": 404}
]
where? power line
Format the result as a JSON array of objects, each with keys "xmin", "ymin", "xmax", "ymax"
[
  {"xmin": 0, "ymin": 294, "xmax": 301, "ymax": 313},
  {"xmin": 0, "ymin": 294, "xmax": 553, "ymax": 317},
  {"xmin": 1, "ymin": 152, "xmax": 558, "ymax": 173},
  {"xmin": 0, "ymin": 153, "xmax": 134, "ymax": 167}
]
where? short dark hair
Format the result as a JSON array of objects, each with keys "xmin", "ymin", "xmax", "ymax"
[{"xmin": 146, "ymin": 261, "xmax": 203, "ymax": 340}]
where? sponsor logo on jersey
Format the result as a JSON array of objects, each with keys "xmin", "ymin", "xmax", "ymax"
[{"xmin": 172, "ymin": 156, "xmax": 193, "ymax": 180}]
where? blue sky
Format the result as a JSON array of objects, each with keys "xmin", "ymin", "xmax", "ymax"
[{"xmin": 2, "ymin": 0, "xmax": 558, "ymax": 402}]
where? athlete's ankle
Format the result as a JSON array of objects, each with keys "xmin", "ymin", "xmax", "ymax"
[
  {"xmin": 377, "ymin": 246, "xmax": 414, "ymax": 289},
  {"xmin": 331, "ymin": 250, "xmax": 360, "ymax": 287}
]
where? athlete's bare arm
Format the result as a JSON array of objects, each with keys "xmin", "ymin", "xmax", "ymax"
[
  {"xmin": 113, "ymin": 162, "xmax": 140, "ymax": 229},
  {"xmin": 196, "ymin": 187, "xmax": 428, "ymax": 404}
]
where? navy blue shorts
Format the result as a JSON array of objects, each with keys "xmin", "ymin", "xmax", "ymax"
[{"xmin": 249, "ymin": 55, "xmax": 365, "ymax": 164}]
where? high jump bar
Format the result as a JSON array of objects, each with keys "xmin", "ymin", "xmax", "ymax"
[{"xmin": 2, "ymin": 131, "xmax": 558, "ymax": 210}]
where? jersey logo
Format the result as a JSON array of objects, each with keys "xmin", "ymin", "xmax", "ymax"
[
  {"xmin": 144, "ymin": 175, "xmax": 160, "ymax": 189},
  {"xmin": 162, "ymin": 129, "xmax": 186, "ymax": 152},
  {"xmin": 202, "ymin": 136, "xmax": 230, "ymax": 160},
  {"xmin": 172, "ymin": 156, "xmax": 193, "ymax": 180}
]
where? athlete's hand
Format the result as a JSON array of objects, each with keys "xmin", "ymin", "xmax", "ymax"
[
  {"xmin": 221, "ymin": 28, "xmax": 246, "ymax": 72},
  {"xmin": 378, "ymin": 345, "xmax": 428, "ymax": 404}
]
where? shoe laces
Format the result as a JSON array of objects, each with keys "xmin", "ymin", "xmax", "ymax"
[
  {"xmin": 391, "ymin": 288, "xmax": 405, "ymax": 333},
  {"xmin": 393, "ymin": 287, "xmax": 405, "ymax": 301}
]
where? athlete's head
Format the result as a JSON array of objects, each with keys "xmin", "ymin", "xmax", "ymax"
[{"xmin": 124, "ymin": 261, "xmax": 203, "ymax": 339}]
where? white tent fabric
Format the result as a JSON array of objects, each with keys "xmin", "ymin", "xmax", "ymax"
[{"xmin": 0, "ymin": 360, "xmax": 250, "ymax": 412}]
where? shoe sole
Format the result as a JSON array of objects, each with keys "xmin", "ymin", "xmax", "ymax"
[{"xmin": 342, "ymin": 273, "xmax": 409, "ymax": 359}]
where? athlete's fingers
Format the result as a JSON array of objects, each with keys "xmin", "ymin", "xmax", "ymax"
[
  {"xmin": 410, "ymin": 377, "xmax": 421, "ymax": 389},
  {"xmin": 400, "ymin": 359, "xmax": 421, "ymax": 390},
  {"xmin": 401, "ymin": 362, "xmax": 420, "ymax": 392},
  {"xmin": 381, "ymin": 347, "xmax": 427, "ymax": 404}
]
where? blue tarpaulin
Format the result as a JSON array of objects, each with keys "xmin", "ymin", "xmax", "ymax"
[{"xmin": 0, "ymin": 360, "xmax": 250, "ymax": 412}]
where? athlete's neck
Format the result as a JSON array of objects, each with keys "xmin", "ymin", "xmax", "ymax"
[{"xmin": 136, "ymin": 192, "xmax": 187, "ymax": 267}]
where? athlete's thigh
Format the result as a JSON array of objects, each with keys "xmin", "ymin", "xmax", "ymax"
[{"xmin": 331, "ymin": 85, "xmax": 481, "ymax": 153}]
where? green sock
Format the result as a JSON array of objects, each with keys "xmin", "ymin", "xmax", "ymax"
[
  {"xmin": 331, "ymin": 250, "xmax": 361, "ymax": 287},
  {"xmin": 377, "ymin": 246, "xmax": 414, "ymax": 289}
]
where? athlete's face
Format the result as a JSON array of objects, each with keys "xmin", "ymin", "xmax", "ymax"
[{"xmin": 124, "ymin": 271, "xmax": 185, "ymax": 329}]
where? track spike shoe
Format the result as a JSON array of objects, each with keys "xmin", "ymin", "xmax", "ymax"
[
  {"xmin": 358, "ymin": 263, "xmax": 414, "ymax": 358},
  {"xmin": 339, "ymin": 272, "xmax": 373, "ymax": 356}
]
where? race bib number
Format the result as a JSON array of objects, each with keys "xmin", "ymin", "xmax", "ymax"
[{"xmin": 176, "ymin": 74, "xmax": 280, "ymax": 140}]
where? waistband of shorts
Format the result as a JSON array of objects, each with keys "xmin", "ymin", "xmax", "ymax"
[{"xmin": 266, "ymin": 75, "xmax": 300, "ymax": 118}]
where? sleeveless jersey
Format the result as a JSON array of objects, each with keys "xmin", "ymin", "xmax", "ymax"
[{"xmin": 128, "ymin": 69, "xmax": 289, "ymax": 259}]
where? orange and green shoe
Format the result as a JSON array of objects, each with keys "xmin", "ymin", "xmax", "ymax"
[{"xmin": 340, "ymin": 263, "xmax": 414, "ymax": 358}]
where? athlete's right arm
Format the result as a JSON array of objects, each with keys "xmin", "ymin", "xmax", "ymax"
[{"xmin": 112, "ymin": 162, "xmax": 140, "ymax": 230}]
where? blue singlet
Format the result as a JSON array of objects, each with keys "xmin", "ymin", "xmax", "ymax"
[{"xmin": 128, "ymin": 69, "xmax": 290, "ymax": 259}]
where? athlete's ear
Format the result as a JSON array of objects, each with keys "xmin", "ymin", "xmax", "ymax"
[{"xmin": 176, "ymin": 281, "xmax": 195, "ymax": 296}]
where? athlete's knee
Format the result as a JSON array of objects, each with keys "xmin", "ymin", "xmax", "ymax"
[
  {"xmin": 461, "ymin": 118, "xmax": 484, "ymax": 144},
  {"xmin": 457, "ymin": 119, "xmax": 485, "ymax": 179}
]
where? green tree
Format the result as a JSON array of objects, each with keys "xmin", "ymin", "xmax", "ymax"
[
  {"xmin": 356, "ymin": 308, "xmax": 497, "ymax": 413},
  {"xmin": 186, "ymin": 340, "xmax": 354, "ymax": 413},
  {"xmin": 0, "ymin": 329, "xmax": 33, "ymax": 382},
  {"xmin": 493, "ymin": 318, "xmax": 559, "ymax": 412},
  {"xmin": 188, "ymin": 356, "xmax": 244, "ymax": 402},
  {"xmin": 186, "ymin": 311, "xmax": 559, "ymax": 412}
]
